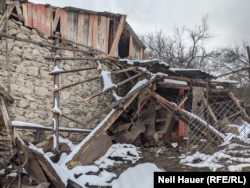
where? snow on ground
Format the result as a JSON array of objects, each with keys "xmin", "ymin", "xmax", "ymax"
[
  {"xmin": 111, "ymin": 163, "xmax": 164, "ymax": 188},
  {"xmin": 1, "ymin": 129, "xmax": 250, "ymax": 187},
  {"xmin": 2, "ymin": 122, "xmax": 250, "ymax": 187}
]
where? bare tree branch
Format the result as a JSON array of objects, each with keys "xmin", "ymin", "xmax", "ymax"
[{"xmin": 141, "ymin": 14, "xmax": 214, "ymax": 69}]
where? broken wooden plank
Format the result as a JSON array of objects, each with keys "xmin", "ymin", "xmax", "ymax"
[
  {"xmin": 79, "ymin": 133, "xmax": 112, "ymax": 165},
  {"xmin": 16, "ymin": 138, "xmax": 48, "ymax": 184},
  {"xmin": 31, "ymin": 149, "xmax": 66, "ymax": 188},
  {"xmin": 115, "ymin": 117, "xmax": 146, "ymax": 144},
  {"xmin": 115, "ymin": 101, "xmax": 156, "ymax": 145},
  {"xmin": 64, "ymin": 91, "xmax": 139, "ymax": 169}
]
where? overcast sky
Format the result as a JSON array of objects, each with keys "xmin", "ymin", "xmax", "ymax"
[{"xmin": 29, "ymin": 0, "xmax": 249, "ymax": 50}]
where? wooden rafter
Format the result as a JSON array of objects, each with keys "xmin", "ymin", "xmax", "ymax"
[{"xmin": 109, "ymin": 14, "xmax": 126, "ymax": 55}]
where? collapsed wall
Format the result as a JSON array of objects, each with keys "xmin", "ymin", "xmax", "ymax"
[{"xmin": 0, "ymin": 15, "xmax": 113, "ymax": 141}]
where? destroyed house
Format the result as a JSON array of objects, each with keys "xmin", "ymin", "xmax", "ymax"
[{"xmin": 1, "ymin": 0, "xmax": 250, "ymax": 187}]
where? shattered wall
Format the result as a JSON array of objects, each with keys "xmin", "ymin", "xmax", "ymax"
[{"xmin": 0, "ymin": 14, "xmax": 113, "ymax": 139}]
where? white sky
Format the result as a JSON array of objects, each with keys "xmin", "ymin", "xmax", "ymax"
[{"xmin": 28, "ymin": 0, "xmax": 250, "ymax": 50}]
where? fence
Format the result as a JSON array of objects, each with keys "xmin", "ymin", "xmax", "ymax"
[{"xmin": 176, "ymin": 86, "xmax": 250, "ymax": 171}]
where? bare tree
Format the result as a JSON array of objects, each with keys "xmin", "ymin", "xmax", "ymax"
[
  {"xmin": 141, "ymin": 15, "xmax": 214, "ymax": 69},
  {"xmin": 212, "ymin": 42, "xmax": 250, "ymax": 87}
]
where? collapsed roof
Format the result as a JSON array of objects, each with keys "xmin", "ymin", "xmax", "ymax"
[{"xmin": 0, "ymin": 1, "xmax": 250, "ymax": 187}]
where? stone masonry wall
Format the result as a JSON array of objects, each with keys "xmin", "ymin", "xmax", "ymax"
[{"xmin": 0, "ymin": 15, "xmax": 115, "ymax": 142}]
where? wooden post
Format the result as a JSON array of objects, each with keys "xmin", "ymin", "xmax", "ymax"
[
  {"xmin": 247, "ymin": 46, "xmax": 250, "ymax": 80},
  {"xmin": 53, "ymin": 32, "xmax": 60, "ymax": 152},
  {"xmin": 129, "ymin": 35, "xmax": 133, "ymax": 57},
  {"xmin": 178, "ymin": 89, "xmax": 185, "ymax": 137},
  {"xmin": 140, "ymin": 48, "xmax": 144, "ymax": 60}
]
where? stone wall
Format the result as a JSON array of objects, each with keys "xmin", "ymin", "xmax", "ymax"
[{"xmin": 0, "ymin": 15, "xmax": 116, "ymax": 140}]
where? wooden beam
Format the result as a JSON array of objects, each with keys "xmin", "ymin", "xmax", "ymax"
[
  {"xmin": 22, "ymin": 3, "xmax": 28, "ymax": 25},
  {"xmin": 0, "ymin": 3, "xmax": 15, "ymax": 30},
  {"xmin": 1, "ymin": 98, "xmax": 15, "ymax": 155},
  {"xmin": 53, "ymin": 34, "xmax": 60, "ymax": 152},
  {"xmin": 15, "ymin": 2, "xmax": 24, "ymax": 21},
  {"xmin": 116, "ymin": 72, "xmax": 145, "ymax": 87},
  {"xmin": 203, "ymin": 98, "xmax": 218, "ymax": 127},
  {"xmin": 51, "ymin": 76, "xmax": 99, "ymax": 92},
  {"xmin": 111, "ymin": 67, "xmax": 137, "ymax": 74},
  {"xmin": 45, "ymin": 55, "xmax": 118, "ymax": 61},
  {"xmin": 157, "ymin": 82, "xmax": 191, "ymax": 90},
  {"xmin": 31, "ymin": 147, "xmax": 66, "ymax": 187},
  {"xmin": 228, "ymin": 91, "xmax": 250, "ymax": 122},
  {"xmin": 109, "ymin": 15, "xmax": 126, "ymax": 55},
  {"xmin": 16, "ymin": 138, "xmax": 48, "ymax": 185},
  {"xmin": 81, "ymin": 72, "xmax": 145, "ymax": 103},
  {"xmin": 12, "ymin": 123, "xmax": 91, "ymax": 133},
  {"xmin": 52, "ymin": 8, "xmax": 61, "ymax": 33},
  {"xmin": 150, "ymin": 90, "xmax": 225, "ymax": 142},
  {"xmin": 65, "ymin": 91, "xmax": 139, "ymax": 169},
  {"xmin": 140, "ymin": 48, "xmax": 144, "ymax": 60},
  {"xmin": 0, "ymin": 32, "xmax": 101, "ymax": 54},
  {"xmin": 49, "ymin": 66, "xmax": 97, "ymax": 75},
  {"xmin": 129, "ymin": 35, "xmax": 133, "ymax": 57},
  {"xmin": 86, "ymin": 77, "xmax": 157, "ymax": 123}
]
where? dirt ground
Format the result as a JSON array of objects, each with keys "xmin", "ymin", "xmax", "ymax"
[{"xmin": 109, "ymin": 137, "xmax": 250, "ymax": 175}]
